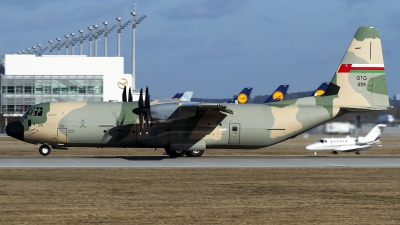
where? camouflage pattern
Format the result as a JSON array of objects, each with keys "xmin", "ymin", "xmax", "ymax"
[{"xmin": 6, "ymin": 26, "xmax": 390, "ymax": 156}]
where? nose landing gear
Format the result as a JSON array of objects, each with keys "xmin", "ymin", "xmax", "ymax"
[{"xmin": 39, "ymin": 144, "xmax": 51, "ymax": 156}]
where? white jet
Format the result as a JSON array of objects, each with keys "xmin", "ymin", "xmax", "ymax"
[{"xmin": 306, "ymin": 124, "xmax": 387, "ymax": 155}]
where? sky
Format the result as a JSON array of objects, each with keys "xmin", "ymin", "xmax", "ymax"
[{"xmin": 1, "ymin": 0, "xmax": 400, "ymax": 99}]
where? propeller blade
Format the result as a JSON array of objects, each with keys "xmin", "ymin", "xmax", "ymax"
[
  {"xmin": 145, "ymin": 86, "xmax": 150, "ymax": 108},
  {"xmin": 145, "ymin": 111, "xmax": 150, "ymax": 134},
  {"xmin": 139, "ymin": 88, "xmax": 143, "ymax": 108},
  {"xmin": 139, "ymin": 113, "xmax": 143, "ymax": 134},
  {"xmin": 128, "ymin": 87, "xmax": 133, "ymax": 102},
  {"xmin": 122, "ymin": 86, "xmax": 127, "ymax": 102}
]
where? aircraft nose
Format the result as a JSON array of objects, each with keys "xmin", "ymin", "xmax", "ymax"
[{"xmin": 6, "ymin": 121, "xmax": 24, "ymax": 141}]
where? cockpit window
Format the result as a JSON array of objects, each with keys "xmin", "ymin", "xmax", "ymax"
[{"xmin": 25, "ymin": 106, "xmax": 43, "ymax": 117}]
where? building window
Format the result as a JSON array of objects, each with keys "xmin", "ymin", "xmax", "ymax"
[
  {"xmin": 44, "ymin": 86, "xmax": 51, "ymax": 94},
  {"xmin": 60, "ymin": 86, "xmax": 68, "ymax": 94},
  {"xmin": 24, "ymin": 86, "xmax": 33, "ymax": 94},
  {"xmin": 7, "ymin": 86, "xmax": 14, "ymax": 94},
  {"xmin": 53, "ymin": 86, "xmax": 60, "ymax": 94},
  {"xmin": 35, "ymin": 86, "xmax": 43, "ymax": 94},
  {"xmin": 16, "ymin": 86, "xmax": 23, "ymax": 94},
  {"xmin": 69, "ymin": 86, "xmax": 77, "ymax": 94},
  {"xmin": 78, "ymin": 86, "xmax": 86, "ymax": 94}
]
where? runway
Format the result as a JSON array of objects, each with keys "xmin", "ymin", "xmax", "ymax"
[{"xmin": 1, "ymin": 156, "xmax": 400, "ymax": 168}]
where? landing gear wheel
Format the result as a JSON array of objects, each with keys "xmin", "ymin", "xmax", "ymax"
[
  {"xmin": 356, "ymin": 151, "xmax": 360, "ymax": 155},
  {"xmin": 165, "ymin": 149, "xmax": 185, "ymax": 157},
  {"xmin": 332, "ymin": 151, "xmax": 338, "ymax": 155},
  {"xmin": 185, "ymin": 150, "xmax": 204, "ymax": 157},
  {"xmin": 39, "ymin": 144, "xmax": 51, "ymax": 156}
]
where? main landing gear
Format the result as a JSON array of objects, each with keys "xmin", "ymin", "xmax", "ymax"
[
  {"xmin": 185, "ymin": 150, "xmax": 204, "ymax": 157},
  {"xmin": 39, "ymin": 144, "xmax": 51, "ymax": 156},
  {"xmin": 164, "ymin": 148, "xmax": 205, "ymax": 157}
]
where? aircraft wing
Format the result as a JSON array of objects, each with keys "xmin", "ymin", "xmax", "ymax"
[
  {"xmin": 334, "ymin": 145, "xmax": 371, "ymax": 151},
  {"xmin": 150, "ymin": 101, "xmax": 233, "ymax": 123},
  {"xmin": 181, "ymin": 102, "xmax": 233, "ymax": 113}
]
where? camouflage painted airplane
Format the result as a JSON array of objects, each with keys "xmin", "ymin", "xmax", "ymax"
[{"xmin": 6, "ymin": 26, "xmax": 390, "ymax": 157}]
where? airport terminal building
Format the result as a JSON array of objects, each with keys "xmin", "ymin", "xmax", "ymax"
[{"xmin": 1, "ymin": 54, "xmax": 133, "ymax": 117}]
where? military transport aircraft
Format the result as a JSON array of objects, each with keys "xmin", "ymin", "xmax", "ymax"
[
  {"xmin": 6, "ymin": 26, "xmax": 390, "ymax": 157},
  {"xmin": 306, "ymin": 124, "xmax": 386, "ymax": 155}
]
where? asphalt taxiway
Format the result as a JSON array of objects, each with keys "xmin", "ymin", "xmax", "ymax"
[{"xmin": 0, "ymin": 156, "xmax": 399, "ymax": 168}]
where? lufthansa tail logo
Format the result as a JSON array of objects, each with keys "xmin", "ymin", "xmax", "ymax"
[
  {"xmin": 237, "ymin": 93, "xmax": 248, "ymax": 104},
  {"xmin": 118, "ymin": 78, "xmax": 128, "ymax": 89},
  {"xmin": 314, "ymin": 89, "xmax": 325, "ymax": 96},
  {"xmin": 272, "ymin": 91, "xmax": 284, "ymax": 101}
]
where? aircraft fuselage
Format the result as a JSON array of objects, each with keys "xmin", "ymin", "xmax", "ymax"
[{"xmin": 8, "ymin": 99, "xmax": 338, "ymax": 150}]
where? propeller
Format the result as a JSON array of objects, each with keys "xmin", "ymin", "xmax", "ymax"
[
  {"xmin": 122, "ymin": 86, "xmax": 127, "ymax": 102},
  {"xmin": 132, "ymin": 86, "xmax": 151, "ymax": 134},
  {"xmin": 122, "ymin": 86, "xmax": 133, "ymax": 102}
]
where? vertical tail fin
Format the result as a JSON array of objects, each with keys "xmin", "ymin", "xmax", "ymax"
[
  {"xmin": 264, "ymin": 85, "xmax": 290, "ymax": 103},
  {"xmin": 172, "ymin": 93, "xmax": 184, "ymax": 100},
  {"xmin": 358, "ymin": 124, "xmax": 386, "ymax": 143},
  {"xmin": 228, "ymin": 87, "xmax": 253, "ymax": 104},
  {"xmin": 179, "ymin": 91, "xmax": 194, "ymax": 102},
  {"xmin": 312, "ymin": 82, "xmax": 330, "ymax": 96},
  {"xmin": 328, "ymin": 26, "xmax": 389, "ymax": 110}
]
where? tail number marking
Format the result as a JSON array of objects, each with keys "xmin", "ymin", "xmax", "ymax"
[
  {"xmin": 356, "ymin": 76, "xmax": 367, "ymax": 80},
  {"xmin": 358, "ymin": 82, "xmax": 366, "ymax": 87}
]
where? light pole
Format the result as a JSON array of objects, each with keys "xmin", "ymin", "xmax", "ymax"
[
  {"xmin": 116, "ymin": 17, "xmax": 121, "ymax": 57},
  {"xmin": 65, "ymin": 34, "xmax": 69, "ymax": 55},
  {"xmin": 103, "ymin": 21, "xmax": 108, "ymax": 57},
  {"xmin": 49, "ymin": 40, "xmax": 53, "ymax": 55},
  {"xmin": 71, "ymin": 33, "xmax": 75, "ymax": 55},
  {"xmin": 94, "ymin": 24, "xmax": 98, "ymax": 57},
  {"xmin": 130, "ymin": 9, "xmax": 146, "ymax": 92},
  {"xmin": 57, "ymin": 38, "xmax": 61, "ymax": 55},
  {"xmin": 38, "ymin": 44, "xmax": 42, "ymax": 56},
  {"xmin": 88, "ymin": 26, "xmax": 93, "ymax": 57},
  {"xmin": 79, "ymin": 30, "xmax": 84, "ymax": 55}
]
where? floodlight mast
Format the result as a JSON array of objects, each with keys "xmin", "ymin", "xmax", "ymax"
[
  {"xmin": 57, "ymin": 38, "xmax": 61, "ymax": 55},
  {"xmin": 103, "ymin": 22, "xmax": 108, "ymax": 57},
  {"xmin": 71, "ymin": 33, "xmax": 75, "ymax": 55},
  {"xmin": 79, "ymin": 30, "xmax": 84, "ymax": 55},
  {"xmin": 94, "ymin": 25, "xmax": 98, "ymax": 57},
  {"xmin": 131, "ymin": 7, "xmax": 146, "ymax": 92},
  {"xmin": 65, "ymin": 35, "xmax": 69, "ymax": 55},
  {"xmin": 88, "ymin": 27, "xmax": 93, "ymax": 57},
  {"xmin": 132, "ymin": 11, "xmax": 136, "ymax": 92},
  {"xmin": 38, "ymin": 44, "xmax": 42, "ymax": 56},
  {"xmin": 117, "ymin": 17, "xmax": 121, "ymax": 57},
  {"xmin": 49, "ymin": 40, "xmax": 53, "ymax": 55}
]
